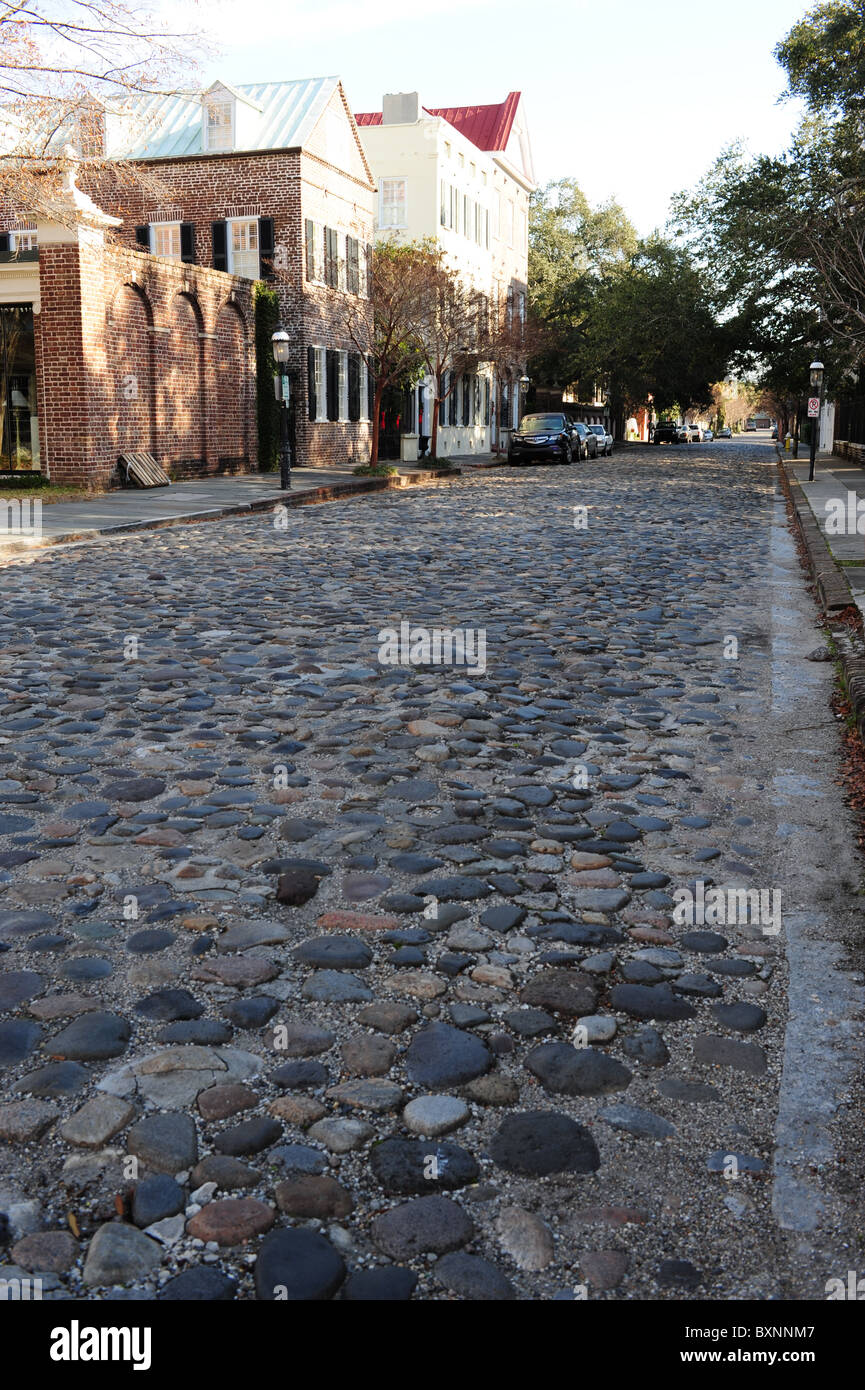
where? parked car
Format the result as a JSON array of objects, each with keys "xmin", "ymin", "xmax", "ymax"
[
  {"xmin": 587, "ymin": 423, "xmax": 613, "ymax": 456},
  {"xmin": 508, "ymin": 413, "xmax": 576, "ymax": 465},
  {"xmin": 567, "ymin": 420, "xmax": 598, "ymax": 459},
  {"xmin": 745, "ymin": 422, "xmax": 756, "ymax": 431},
  {"xmin": 686, "ymin": 423, "xmax": 703, "ymax": 442},
  {"xmin": 702, "ymin": 428, "xmax": 714, "ymax": 441},
  {"xmin": 653, "ymin": 420, "xmax": 680, "ymax": 445},
  {"xmin": 718, "ymin": 426, "xmax": 732, "ymax": 438},
  {"xmin": 675, "ymin": 424, "xmax": 690, "ymax": 443}
]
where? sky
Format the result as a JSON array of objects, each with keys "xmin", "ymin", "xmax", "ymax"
[{"xmin": 187, "ymin": 0, "xmax": 810, "ymax": 234}]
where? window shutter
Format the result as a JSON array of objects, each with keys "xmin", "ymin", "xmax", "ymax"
[
  {"xmin": 305, "ymin": 219, "xmax": 315, "ymax": 280},
  {"xmin": 462, "ymin": 374, "xmax": 470, "ymax": 426},
  {"xmin": 258, "ymin": 217, "xmax": 275, "ymax": 280},
  {"xmin": 0, "ymin": 233, "xmax": 9, "ymax": 254},
  {"xmin": 307, "ymin": 346, "xmax": 317, "ymax": 422},
  {"xmin": 135, "ymin": 225, "xmax": 150, "ymax": 250},
  {"xmin": 179, "ymin": 223, "xmax": 195, "ymax": 264},
  {"xmin": 348, "ymin": 353, "xmax": 360, "ymax": 421},
  {"xmin": 212, "ymin": 220, "xmax": 228, "ymax": 271},
  {"xmin": 346, "ymin": 237, "xmax": 359, "ymax": 295},
  {"xmin": 484, "ymin": 376, "xmax": 491, "ymax": 424},
  {"xmin": 439, "ymin": 372, "xmax": 447, "ymax": 427},
  {"xmin": 323, "ymin": 228, "xmax": 334, "ymax": 288},
  {"xmin": 326, "ymin": 349, "xmax": 340, "ymax": 421},
  {"xmin": 367, "ymin": 356, "xmax": 376, "ymax": 419}
]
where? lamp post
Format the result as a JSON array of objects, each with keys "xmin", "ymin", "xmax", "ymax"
[
  {"xmin": 271, "ymin": 323, "xmax": 292, "ymax": 490},
  {"xmin": 808, "ymin": 359, "xmax": 824, "ymax": 482},
  {"xmin": 518, "ymin": 374, "xmax": 530, "ymax": 424}
]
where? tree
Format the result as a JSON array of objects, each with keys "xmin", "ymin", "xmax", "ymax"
[
  {"xmin": 0, "ymin": 1, "xmax": 202, "ymax": 218},
  {"xmin": 336, "ymin": 238, "xmax": 431, "ymax": 465},
  {"xmin": 411, "ymin": 250, "xmax": 486, "ymax": 460}
]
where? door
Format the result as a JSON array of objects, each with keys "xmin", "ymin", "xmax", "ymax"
[{"xmin": 0, "ymin": 305, "xmax": 39, "ymax": 473}]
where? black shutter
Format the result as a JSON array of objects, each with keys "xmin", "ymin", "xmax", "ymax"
[
  {"xmin": 179, "ymin": 223, "xmax": 195, "ymax": 264},
  {"xmin": 367, "ymin": 357, "xmax": 376, "ymax": 420},
  {"xmin": 439, "ymin": 371, "xmax": 447, "ymax": 427},
  {"xmin": 348, "ymin": 353, "xmax": 360, "ymax": 422},
  {"xmin": 346, "ymin": 237, "xmax": 359, "ymax": 294},
  {"xmin": 305, "ymin": 219, "xmax": 315, "ymax": 280},
  {"xmin": 135, "ymin": 225, "xmax": 150, "ymax": 250},
  {"xmin": 258, "ymin": 217, "xmax": 275, "ymax": 280},
  {"xmin": 0, "ymin": 233, "xmax": 9, "ymax": 254},
  {"xmin": 484, "ymin": 376, "xmax": 491, "ymax": 424},
  {"xmin": 462, "ymin": 374, "xmax": 470, "ymax": 426},
  {"xmin": 212, "ymin": 220, "xmax": 228, "ymax": 271},
  {"xmin": 307, "ymin": 346, "xmax": 317, "ymax": 421},
  {"xmin": 326, "ymin": 350, "xmax": 340, "ymax": 421}
]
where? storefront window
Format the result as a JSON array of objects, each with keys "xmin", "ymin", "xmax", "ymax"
[{"xmin": 1, "ymin": 305, "xmax": 39, "ymax": 472}]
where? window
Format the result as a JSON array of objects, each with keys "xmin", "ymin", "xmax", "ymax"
[
  {"xmin": 205, "ymin": 100, "xmax": 233, "ymax": 151},
  {"xmin": 449, "ymin": 376, "xmax": 458, "ymax": 427},
  {"xmin": 324, "ymin": 227, "xmax": 340, "ymax": 289},
  {"xmin": 360, "ymin": 358, "xmax": 370, "ymax": 419},
  {"xmin": 314, "ymin": 348, "xmax": 327, "ymax": 421},
  {"xmin": 505, "ymin": 199, "xmax": 515, "ymax": 248},
  {"xmin": 151, "ymin": 223, "xmax": 181, "ymax": 260},
  {"xmin": 326, "ymin": 349, "xmax": 340, "ymax": 421},
  {"xmin": 474, "ymin": 203, "xmax": 481, "ymax": 245},
  {"xmin": 305, "ymin": 220, "xmax": 325, "ymax": 282},
  {"xmin": 463, "ymin": 195, "xmax": 470, "ymax": 237},
  {"xmin": 379, "ymin": 177, "xmax": 407, "ymax": 228},
  {"xmin": 10, "ymin": 229, "xmax": 37, "ymax": 253},
  {"xmin": 462, "ymin": 373, "xmax": 471, "ymax": 427},
  {"xmin": 228, "ymin": 218, "xmax": 259, "ymax": 278},
  {"xmin": 338, "ymin": 351, "xmax": 348, "ymax": 420},
  {"xmin": 517, "ymin": 290, "xmax": 527, "ymax": 325},
  {"xmin": 346, "ymin": 236, "xmax": 360, "ymax": 294}
]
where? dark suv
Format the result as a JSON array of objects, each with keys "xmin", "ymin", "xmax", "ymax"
[
  {"xmin": 509, "ymin": 413, "xmax": 576, "ymax": 465},
  {"xmin": 652, "ymin": 420, "xmax": 679, "ymax": 444}
]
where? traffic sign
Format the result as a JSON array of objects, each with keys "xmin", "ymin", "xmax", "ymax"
[{"xmin": 808, "ymin": 397, "xmax": 820, "ymax": 418}]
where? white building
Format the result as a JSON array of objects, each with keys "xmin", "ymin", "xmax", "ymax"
[{"xmin": 356, "ymin": 91, "xmax": 535, "ymax": 459}]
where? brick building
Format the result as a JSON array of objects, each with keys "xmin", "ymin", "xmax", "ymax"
[{"xmin": 0, "ymin": 76, "xmax": 376, "ymax": 485}]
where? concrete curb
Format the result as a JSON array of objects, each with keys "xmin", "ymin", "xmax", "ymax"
[
  {"xmin": 777, "ymin": 450, "xmax": 865, "ymax": 744},
  {"xmin": 0, "ymin": 466, "xmax": 460, "ymax": 555}
]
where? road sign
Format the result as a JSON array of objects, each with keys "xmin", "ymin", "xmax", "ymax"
[{"xmin": 808, "ymin": 397, "xmax": 820, "ymax": 418}]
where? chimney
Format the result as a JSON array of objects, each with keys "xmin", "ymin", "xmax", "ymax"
[{"xmin": 381, "ymin": 92, "xmax": 420, "ymax": 125}]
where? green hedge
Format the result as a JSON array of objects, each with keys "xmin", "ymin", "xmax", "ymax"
[{"xmin": 254, "ymin": 283, "xmax": 280, "ymax": 471}]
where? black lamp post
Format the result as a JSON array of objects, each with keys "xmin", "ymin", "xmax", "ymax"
[
  {"xmin": 518, "ymin": 374, "xmax": 530, "ymax": 423},
  {"xmin": 272, "ymin": 323, "xmax": 292, "ymax": 490},
  {"xmin": 808, "ymin": 359, "xmax": 824, "ymax": 482}
]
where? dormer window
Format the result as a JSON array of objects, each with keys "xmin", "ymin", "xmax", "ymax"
[{"xmin": 204, "ymin": 99, "xmax": 234, "ymax": 151}]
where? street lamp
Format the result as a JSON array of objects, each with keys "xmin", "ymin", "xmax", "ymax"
[
  {"xmin": 271, "ymin": 323, "xmax": 292, "ymax": 490},
  {"xmin": 808, "ymin": 359, "xmax": 824, "ymax": 482}
]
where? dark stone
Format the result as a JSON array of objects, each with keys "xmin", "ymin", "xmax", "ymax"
[
  {"xmin": 132, "ymin": 1174, "xmax": 185, "ymax": 1227},
  {"xmin": 214, "ymin": 1117, "xmax": 282, "ymax": 1156},
  {"xmin": 489, "ymin": 1110, "xmax": 601, "ymax": 1175},
  {"xmin": 519, "ymin": 968, "xmax": 598, "ymax": 1017},
  {"xmin": 14, "ymin": 1060, "xmax": 88, "ymax": 1096},
  {"xmin": 622, "ymin": 1026, "xmax": 670, "ymax": 1067},
  {"xmin": 223, "ymin": 996, "xmax": 279, "ymax": 1029},
  {"xmin": 526, "ymin": 1043, "xmax": 632, "ymax": 1097},
  {"xmin": 0, "ymin": 1019, "xmax": 42, "ymax": 1066},
  {"xmin": 255, "ymin": 1228, "xmax": 346, "ymax": 1300},
  {"xmin": 680, "ymin": 930, "xmax": 729, "ymax": 953},
  {"xmin": 342, "ymin": 1267, "xmax": 417, "ymax": 1301},
  {"xmin": 160, "ymin": 1267, "xmax": 237, "ymax": 1300},
  {"xmin": 301, "ymin": 971, "xmax": 373, "ymax": 1003},
  {"xmin": 50, "ymin": 1011, "xmax": 131, "ymax": 1060},
  {"xmin": 505, "ymin": 1008, "xmax": 557, "ymax": 1038},
  {"xmin": 104, "ymin": 777, "xmax": 166, "ymax": 802},
  {"xmin": 710, "ymin": 1001, "xmax": 767, "ymax": 1032},
  {"xmin": 610, "ymin": 983, "xmax": 696, "ymax": 1022},
  {"xmin": 275, "ymin": 869, "xmax": 322, "ymax": 906},
  {"xmin": 434, "ymin": 1251, "xmax": 516, "ymax": 1300},
  {"xmin": 405, "ymin": 1022, "xmax": 491, "ymax": 1088},
  {"xmin": 655, "ymin": 1077, "xmax": 722, "ymax": 1103},
  {"xmin": 372, "ymin": 1196, "xmax": 473, "ymax": 1259},
  {"xmin": 0, "ymin": 970, "xmax": 43, "ymax": 1011},
  {"xmin": 658, "ymin": 1258, "xmax": 702, "ymax": 1289},
  {"xmin": 293, "ymin": 937, "xmax": 372, "ymax": 970},
  {"xmin": 479, "ymin": 905, "xmax": 526, "ymax": 932},
  {"xmin": 369, "ymin": 1138, "xmax": 479, "ymax": 1194},
  {"xmin": 420, "ymin": 876, "xmax": 491, "ymax": 901},
  {"xmin": 190, "ymin": 1156, "xmax": 261, "ymax": 1190},
  {"xmin": 126, "ymin": 928, "xmax": 176, "ymax": 953},
  {"xmin": 673, "ymin": 973, "xmax": 723, "ymax": 998},
  {"xmin": 128, "ymin": 1112, "xmax": 198, "ymax": 1173},
  {"xmin": 135, "ymin": 989, "xmax": 203, "ymax": 1021},
  {"xmin": 693, "ymin": 1034, "xmax": 767, "ymax": 1074},
  {"xmin": 271, "ymin": 1060, "xmax": 329, "ymax": 1089},
  {"xmin": 157, "ymin": 1020, "xmax": 233, "ymax": 1045}
]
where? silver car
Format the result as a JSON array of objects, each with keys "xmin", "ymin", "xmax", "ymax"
[{"xmin": 587, "ymin": 424, "xmax": 613, "ymax": 457}]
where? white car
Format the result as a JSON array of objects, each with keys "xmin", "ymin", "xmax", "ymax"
[
  {"xmin": 702, "ymin": 428, "xmax": 714, "ymax": 441},
  {"xmin": 587, "ymin": 423, "xmax": 613, "ymax": 457},
  {"xmin": 686, "ymin": 423, "xmax": 703, "ymax": 442}
]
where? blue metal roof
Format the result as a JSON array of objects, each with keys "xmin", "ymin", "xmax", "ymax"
[{"xmin": 115, "ymin": 76, "xmax": 341, "ymax": 159}]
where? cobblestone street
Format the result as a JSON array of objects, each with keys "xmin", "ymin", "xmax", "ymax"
[{"xmin": 1, "ymin": 438, "xmax": 863, "ymax": 1301}]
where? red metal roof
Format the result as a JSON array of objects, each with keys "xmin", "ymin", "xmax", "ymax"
[{"xmin": 354, "ymin": 93, "xmax": 520, "ymax": 153}]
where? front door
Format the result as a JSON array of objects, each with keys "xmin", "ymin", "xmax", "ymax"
[
  {"xmin": 378, "ymin": 385, "xmax": 413, "ymax": 460},
  {"xmin": 0, "ymin": 304, "xmax": 39, "ymax": 473}
]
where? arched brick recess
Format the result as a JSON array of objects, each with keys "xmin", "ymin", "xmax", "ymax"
[
  {"xmin": 105, "ymin": 282, "xmax": 154, "ymax": 464},
  {"xmin": 213, "ymin": 300, "xmax": 248, "ymax": 471},
  {"xmin": 161, "ymin": 291, "xmax": 204, "ymax": 476}
]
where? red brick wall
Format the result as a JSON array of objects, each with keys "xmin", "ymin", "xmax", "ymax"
[
  {"xmin": 36, "ymin": 238, "xmax": 255, "ymax": 487},
  {"xmin": 86, "ymin": 145, "xmax": 375, "ymax": 468}
]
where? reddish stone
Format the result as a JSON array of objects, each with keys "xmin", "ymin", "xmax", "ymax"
[
  {"xmin": 197, "ymin": 1084, "xmax": 259, "ymax": 1121},
  {"xmin": 12, "ymin": 1230, "xmax": 78, "ymax": 1273},
  {"xmin": 316, "ymin": 910, "xmax": 401, "ymax": 933},
  {"xmin": 186, "ymin": 1198, "xmax": 275, "ymax": 1246}
]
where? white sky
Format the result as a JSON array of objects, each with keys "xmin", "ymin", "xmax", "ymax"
[{"xmin": 185, "ymin": 0, "xmax": 809, "ymax": 233}]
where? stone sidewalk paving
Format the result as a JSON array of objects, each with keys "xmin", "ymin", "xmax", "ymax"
[
  {"xmin": 788, "ymin": 456, "xmax": 865, "ymax": 612},
  {"xmin": 0, "ymin": 464, "xmax": 464, "ymax": 555}
]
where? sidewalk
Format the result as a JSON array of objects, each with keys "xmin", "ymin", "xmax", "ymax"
[
  {"xmin": 787, "ymin": 455, "xmax": 865, "ymax": 613},
  {"xmin": 0, "ymin": 463, "xmax": 457, "ymax": 555}
]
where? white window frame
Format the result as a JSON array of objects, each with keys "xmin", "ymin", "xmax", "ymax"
[
  {"xmin": 9, "ymin": 229, "xmax": 37, "ymax": 252},
  {"xmin": 379, "ymin": 177, "xmax": 407, "ymax": 229},
  {"xmin": 150, "ymin": 222, "xmax": 182, "ymax": 260},
  {"xmin": 314, "ymin": 348, "xmax": 327, "ymax": 422},
  {"xmin": 338, "ymin": 351, "xmax": 349, "ymax": 421},
  {"xmin": 204, "ymin": 99, "xmax": 234, "ymax": 152},
  {"xmin": 227, "ymin": 217, "xmax": 260, "ymax": 279}
]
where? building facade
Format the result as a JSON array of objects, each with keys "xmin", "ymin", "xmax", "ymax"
[
  {"xmin": 356, "ymin": 91, "xmax": 535, "ymax": 459},
  {"xmin": 0, "ymin": 76, "xmax": 376, "ymax": 484}
]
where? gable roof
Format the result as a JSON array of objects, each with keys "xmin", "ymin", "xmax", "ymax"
[
  {"xmin": 355, "ymin": 92, "xmax": 521, "ymax": 153},
  {"xmin": 112, "ymin": 76, "xmax": 352, "ymax": 162}
]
